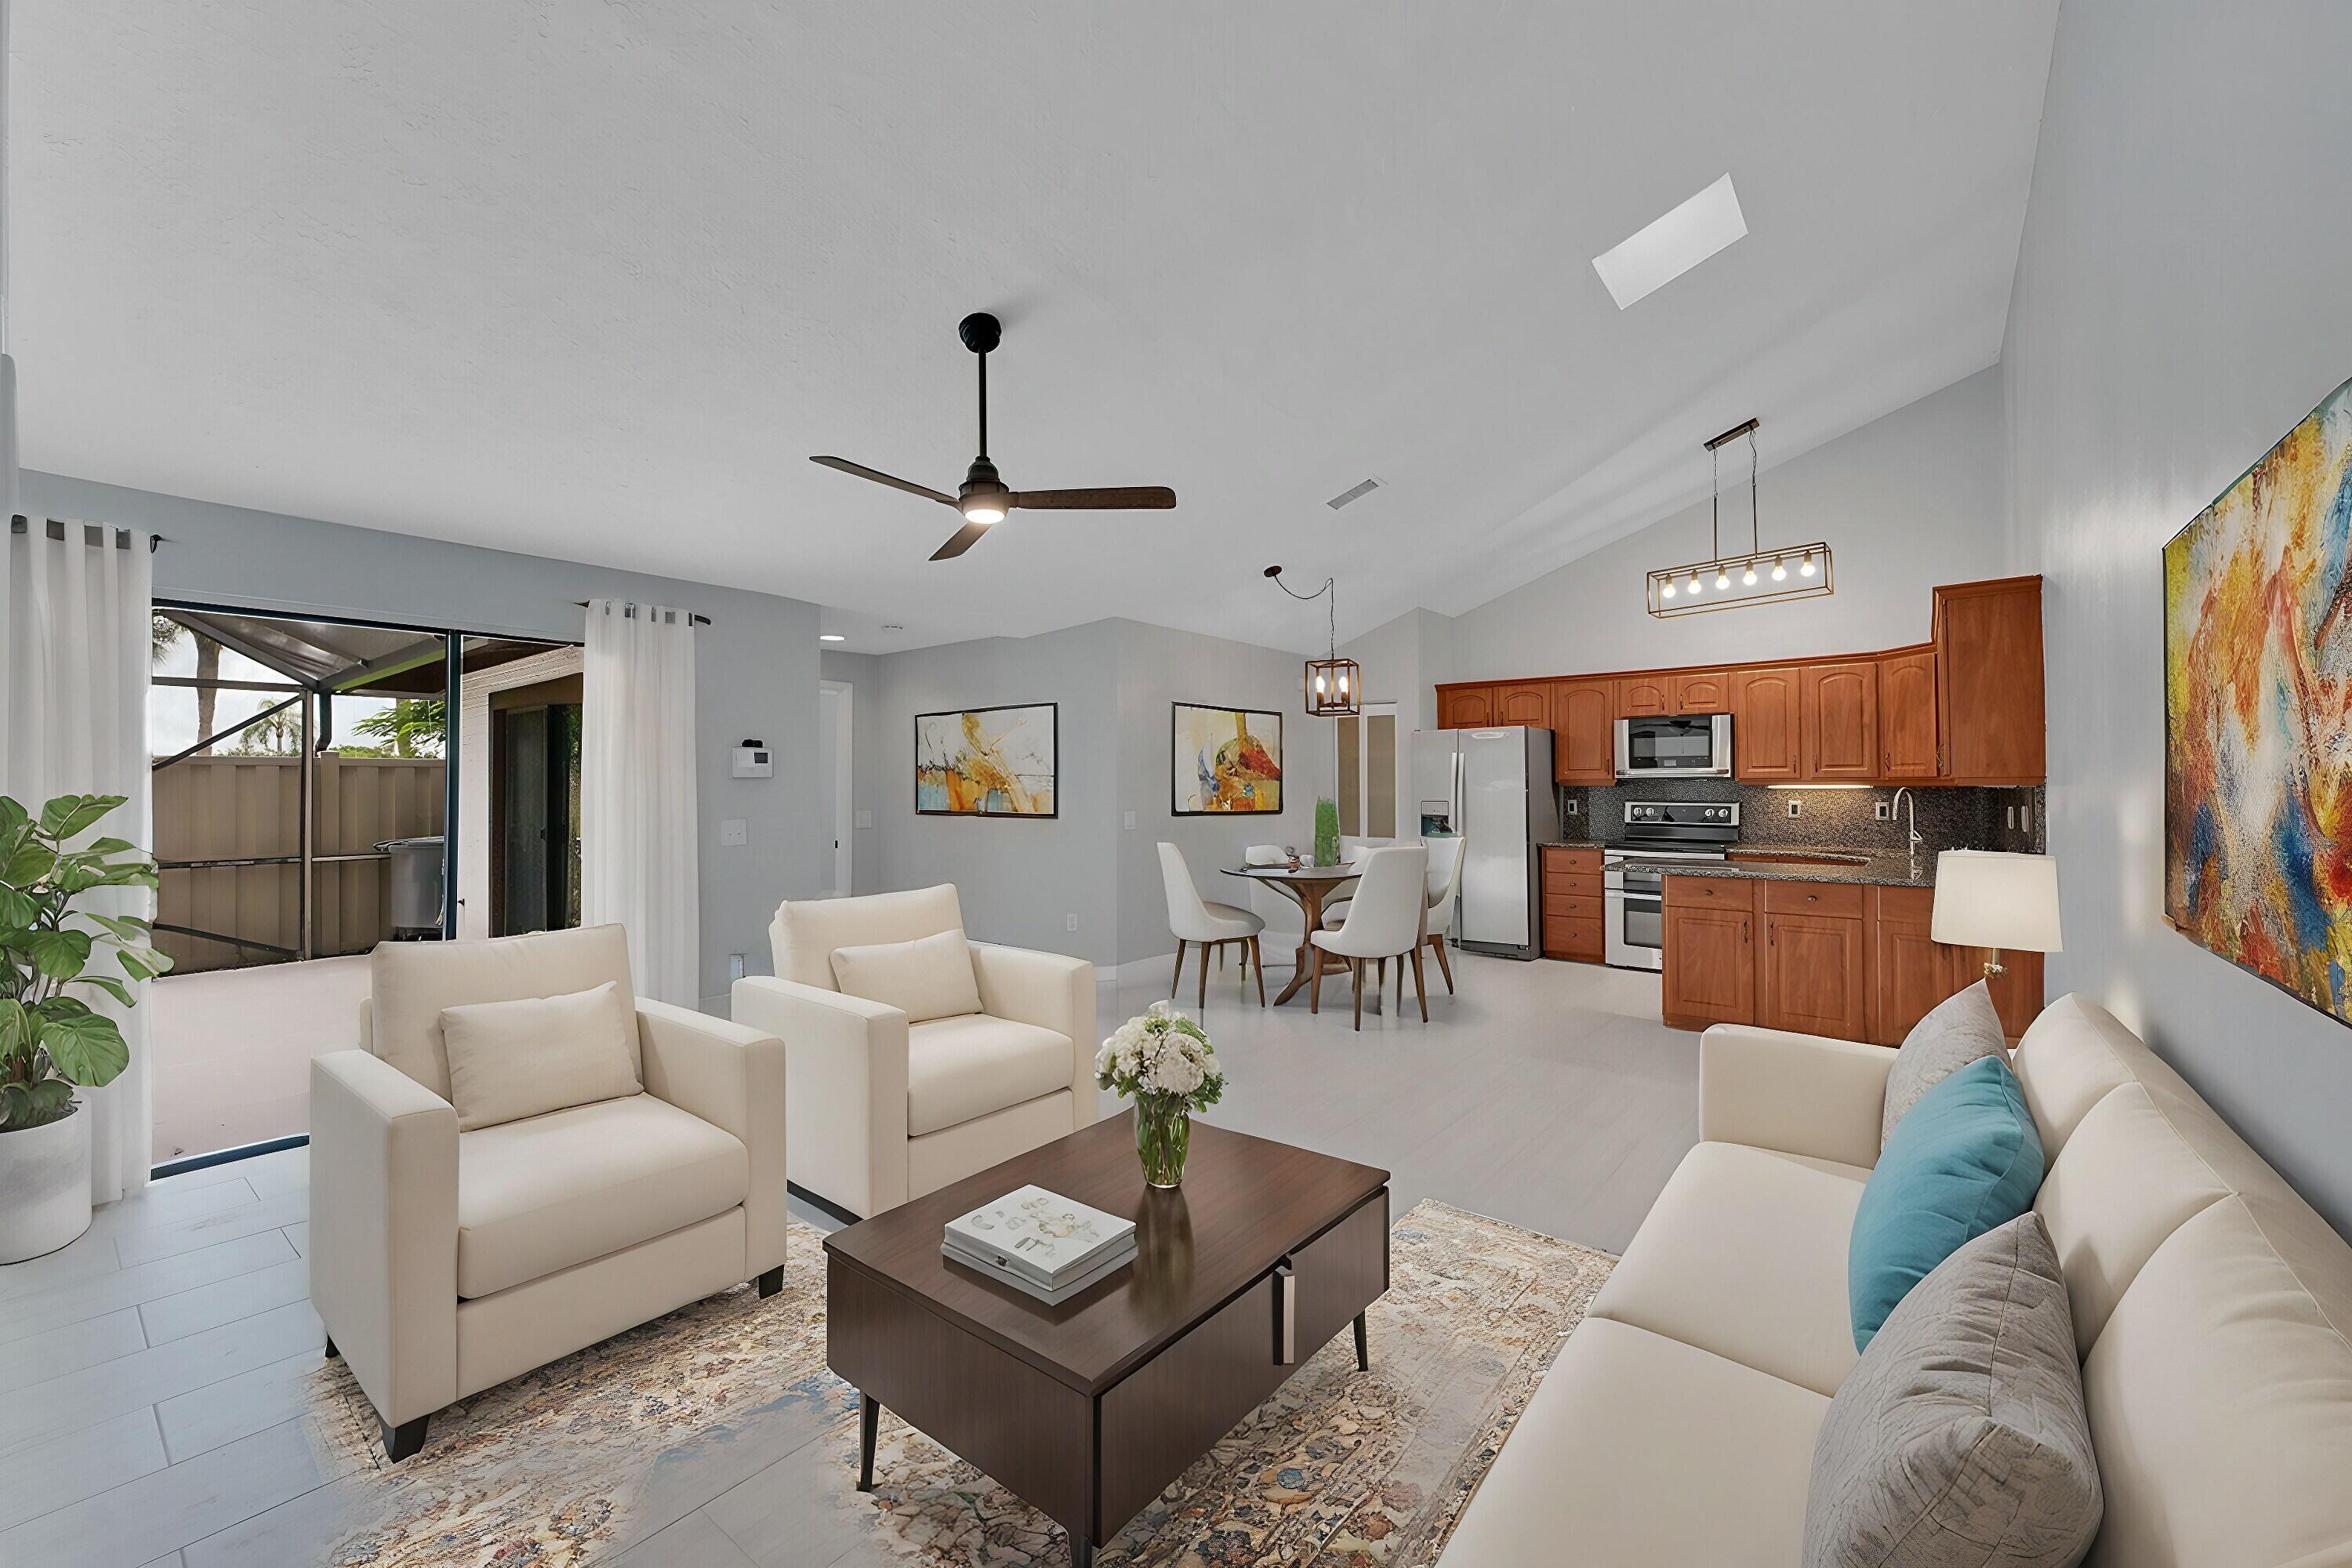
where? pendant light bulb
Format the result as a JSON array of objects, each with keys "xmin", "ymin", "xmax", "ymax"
[
  {"xmin": 1800, "ymin": 550, "xmax": 1817, "ymax": 577},
  {"xmin": 1661, "ymin": 579, "xmax": 1676, "ymax": 600},
  {"xmin": 1771, "ymin": 557, "xmax": 1787, "ymax": 581},
  {"xmin": 1687, "ymin": 572, "xmax": 1703, "ymax": 595},
  {"xmin": 1741, "ymin": 563, "xmax": 1759, "ymax": 586},
  {"xmin": 1338, "ymin": 670, "xmax": 1349, "ymax": 695},
  {"xmin": 1715, "ymin": 568, "xmax": 1731, "ymax": 590},
  {"xmin": 1314, "ymin": 671, "xmax": 1327, "ymax": 695}
]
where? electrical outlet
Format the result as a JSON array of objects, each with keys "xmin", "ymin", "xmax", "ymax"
[
  {"xmin": 718, "ymin": 818, "xmax": 748, "ymax": 847},
  {"xmin": 1123, "ymin": 810, "xmax": 1137, "ymax": 829},
  {"xmin": 2006, "ymin": 804, "xmax": 2016, "ymax": 830},
  {"xmin": 1787, "ymin": 799, "xmax": 1802, "ymax": 818},
  {"xmin": 727, "ymin": 953, "xmax": 746, "ymax": 982},
  {"xmin": 1563, "ymin": 797, "xmax": 1580, "ymax": 816},
  {"xmin": 1065, "ymin": 913, "xmax": 1079, "ymax": 932},
  {"xmin": 1874, "ymin": 800, "xmax": 1891, "ymax": 821}
]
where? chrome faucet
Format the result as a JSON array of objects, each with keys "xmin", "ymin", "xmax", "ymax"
[{"xmin": 1890, "ymin": 786, "xmax": 1924, "ymax": 877}]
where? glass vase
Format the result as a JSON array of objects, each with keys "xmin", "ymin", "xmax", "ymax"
[{"xmin": 1134, "ymin": 1096, "xmax": 1192, "ymax": 1189}]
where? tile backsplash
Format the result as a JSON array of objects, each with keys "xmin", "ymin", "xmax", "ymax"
[{"xmin": 1561, "ymin": 778, "xmax": 2045, "ymax": 856}]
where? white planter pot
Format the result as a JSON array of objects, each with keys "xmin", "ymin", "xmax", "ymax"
[{"xmin": 0, "ymin": 1102, "xmax": 94, "ymax": 1263}]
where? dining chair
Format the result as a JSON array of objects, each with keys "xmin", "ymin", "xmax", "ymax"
[
  {"xmin": 1157, "ymin": 842, "xmax": 1266, "ymax": 1007},
  {"xmin": 1421, "ymin": 835, "xmax": 1465, "ymax": 994},
  {"xmin": 1307, "ymin": 844, "xmax": 1428, "ymax": 1030}
]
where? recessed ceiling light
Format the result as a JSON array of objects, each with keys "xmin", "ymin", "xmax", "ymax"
[
  {"xmin": 1592, "ymin": 172, "xmax": 1748, "ymax": 310},
  {"xmin": 818, "ymin": 633, "xmax": 846, "ymax": 642}
]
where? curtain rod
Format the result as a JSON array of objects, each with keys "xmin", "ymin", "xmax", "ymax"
[
  {"xmin": 573, "ymin": 598, "xmax": 712, "ymax": 627},
  {"xmin": 11, "ymin": 514, "xmax": 165, "ymax": 550}
]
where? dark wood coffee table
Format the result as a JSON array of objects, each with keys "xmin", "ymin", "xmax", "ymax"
[{"xmin": 824, "ymin": 1112, "xmax": 1390, "ymax": 1566}]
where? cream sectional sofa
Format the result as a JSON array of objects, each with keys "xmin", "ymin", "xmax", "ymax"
[{"xmin": 1438, "ymin": 995, "xmax": 2352, "ymax": 1566}]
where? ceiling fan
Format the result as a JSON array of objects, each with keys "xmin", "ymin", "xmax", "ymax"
[{"xmin": 811, "ymin": 313, "xmax": 1177, "ymax": 561}]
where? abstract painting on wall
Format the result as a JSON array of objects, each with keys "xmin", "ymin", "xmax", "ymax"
[
  {"xmin": 916, "ymin": 704, "xmax": 1057, "ymax": 818},
  {"xmin": 1172, "ymin": 702, "xmax": 1283, "ymax": 815},
  {"xmin": 2164, "ymin": 372, "xmax": 2352, "ymax": 1028}
]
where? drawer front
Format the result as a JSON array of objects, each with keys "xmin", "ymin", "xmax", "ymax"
[
  {"xmin": 1547, "ymin": 869, "xmax": 1603, "ymax": 898},
  {"xmin": 1664, "ymin": 875, "xmax": 1755, "ymax": 911},
  {"xmin": 1543, "ymin": 893, "xmax": 1605, "ymax": 924},
  {"xmin": 1544, "ymin": 917, "xmax": 1605, "ymax": 960},
  {"xmin": 1762, "ymin": 880, "xmax": 1866, "ymax": 919},
  {"xmin": 1546, "ymin": 846, "xmax": 1603, "ymax": 873}
]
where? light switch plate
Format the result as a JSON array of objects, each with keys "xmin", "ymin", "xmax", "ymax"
[
  {"xmin": 1123, "ymin": 810, "xmax": 1137, "ymax": 829},
  {"xmin": 855, "ymin": 809, "xmax": 873, "ymax": 830},
  {"xmin": 1875, "ymin": 800, "xmax": 1891, "ymax": 821},
  {"xmin": 1065, "ymin": 913, "xmax": 1079, "ymax": 931},
  {"xmin": 1786, "ymin": 799, "xmax": 1801, "ymax": 818},
  {"xmin": 719, "ymin": 818, "xmax": 748, "ymax": 846}
]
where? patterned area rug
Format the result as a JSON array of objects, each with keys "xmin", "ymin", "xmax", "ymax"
[{"xmin": 310, "ymin": 1200, "xmax": 1613, "ymax": 1566}]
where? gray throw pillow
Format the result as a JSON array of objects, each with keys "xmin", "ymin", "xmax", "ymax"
[
  {"xmin": 1803, "ymin": 1213, "xmax": 2100, "ymax": 1568},
  {"xmin": 1882, "ymin": 978, "xmax": 2005, "ymax": 1149}
]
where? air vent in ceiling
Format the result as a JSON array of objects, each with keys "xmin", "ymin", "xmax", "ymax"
[{"xmin": 1326, "ymin": 477, "xmax": 1381, "ymax": 510}]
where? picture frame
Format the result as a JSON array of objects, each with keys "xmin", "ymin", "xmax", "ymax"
[
  {"xmin": 1171, "ymin": 702, "xmax": 1284, "ymax": 816},
  {"xmin": 916, "ymin": 702, "xmax": 1059, "ymax": 818}
]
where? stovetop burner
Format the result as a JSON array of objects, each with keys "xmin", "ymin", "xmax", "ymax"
[{"xmin": 1613, "ymin": 798, "xmax": 1741, "ymax": 851}]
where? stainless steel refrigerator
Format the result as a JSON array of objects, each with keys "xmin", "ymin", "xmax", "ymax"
[{"xmin": 1412, "ymin": 725, "xmax": 1560, "ymax": 960}]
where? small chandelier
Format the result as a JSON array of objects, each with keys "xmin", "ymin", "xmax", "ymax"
[
  {"xmin": 1265, "ymin": 565, "xmax": 1360, "ymax": 717},
  {"xmin": 1646, "ymin": 418, "xmax": 1832, "ymax": 617}
]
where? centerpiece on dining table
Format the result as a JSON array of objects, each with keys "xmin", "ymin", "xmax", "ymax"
[{"xmin": 1095, "ymin": 1000, "xmax": 1227, "ymax": 1188}]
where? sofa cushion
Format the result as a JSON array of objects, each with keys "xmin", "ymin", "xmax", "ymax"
[
  {"xmin": 771, "ymin": 884, "xmax": 965, "ymax": 990},
  {"xmin": 439, "ymin": 980, "xmax": 642, "ymax": 1132},
  {"xmin": 368, "ymin": 923, "xmax": 637, "ymax": 1100},
  {"xmin": 831, "ymin": 927, "xmax": 983, "ymax": 1023},
  {"xmin": 1805, "ymin": 1214, "xmax": 2100, "ymax": 1568},
  {"xmin": 1435, "ymin": 1317, "xmax": 1828, "ymax": 1568},
  {"xmin": 1881, "ymin": 978, "xmax": 2005, "ymax": 1149},
  {"xmin": 1849, "ymin": 1055, "xmax": 2042, "ymax": 1351},
  {"xmin": 906, "ymin": 1014, "xmax": 1075, "ymax": 1138},
  {"xmin": 1589, "ymin": 1142, "xmax": 1869, "ymax": 1398},
  {"xmin": 455, "ymin": 1094, "xmax": 748, "ymax": 1298},
  {"xmin": 2009, "ymin": 993, "xmax": 2136, "ymax": 1159}
]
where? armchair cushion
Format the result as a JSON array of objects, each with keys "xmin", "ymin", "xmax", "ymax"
[
  {"xmin": 439, "ymin": 980, "xmax": 641, "ymax": 1132},
  {"xmin": 454, "ymin": 1094, "xmax": 747, "ymax": 1298},
  {"xmin": 906, "ymin": 1014, "xmax": 1078, "ymax": 1137},
  {"xmin": 369, "ymin": 923, "xmax": 637, "ymax": 1100},
  {"xmin": 831, "ymin": 927, "xmax": 984, "ymax": 1023},
  {"xmin": 772, "ymin": 884, "xmax": 965, "ymax": 989}
]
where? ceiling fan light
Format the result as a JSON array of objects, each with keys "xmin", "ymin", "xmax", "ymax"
[{"xmin": 960, "ymin": 497, "xmax": 1006, "ymax": 524}]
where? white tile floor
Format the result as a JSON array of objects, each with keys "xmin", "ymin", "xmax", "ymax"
[{"xmin": 0, "ymin": 949, "xmax": 1697, "ymax": 1566}]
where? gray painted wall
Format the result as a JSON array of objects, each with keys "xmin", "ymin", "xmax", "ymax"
[
  {"xmin": 2002, "ymin": 0, "xmax": 2352, "ymax": 1235},
  {"xmin": 24, "ymin": 470, "xmax": 824, "ymax": 1010}
]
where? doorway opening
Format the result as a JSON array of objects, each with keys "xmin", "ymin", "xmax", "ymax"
[
  {"xmin": 1333, "ymin": 702, "xmax": 1400, "ymax": 840},
  {"xmin": 818, "ymin": 679, "xmax": 855, "ymax": 896}
]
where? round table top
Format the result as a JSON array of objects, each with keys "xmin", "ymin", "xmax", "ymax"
[{"xmin": 1222, "ymin": 862, "xmax": 1360, "ymax": 882}]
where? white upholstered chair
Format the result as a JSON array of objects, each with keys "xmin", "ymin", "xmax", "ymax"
[
  {"xmin": 1421, "ymin": 835, "xmax": 1465, "ymax": 993},
  {"xmin": 1308, "ymin": 844, "xmax": 1429, "ymax": 1029},
  {"xmin": 1158, "ymin": 842, "xmax": 1266, "ymax": 1007},
  {"xmin": 729, "ymin": 884, "xmax": 1096, "ymax": 1222},
  {"xmin": 313, "ymin": 924, "xmax": 786, "ymax": 1461}
]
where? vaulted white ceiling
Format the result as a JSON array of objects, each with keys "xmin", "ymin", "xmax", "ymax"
[{"xmin": 14, "ymin": 3, "xmax": 2056, "ymax": 654}]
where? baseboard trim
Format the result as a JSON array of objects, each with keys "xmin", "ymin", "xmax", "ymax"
[{"xmin": 787, "ymin": 1181, "xmax": 865, "ymax": 1229}]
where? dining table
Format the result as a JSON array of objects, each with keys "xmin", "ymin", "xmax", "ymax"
[{"xmin": 1220, "ymin": 862, "xmax": 1362, "ymax": 1006}]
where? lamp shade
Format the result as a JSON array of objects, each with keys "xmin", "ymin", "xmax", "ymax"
[{"xmin": 1931, "ymin": 851, "xmax": 2063, "ymax": 953}]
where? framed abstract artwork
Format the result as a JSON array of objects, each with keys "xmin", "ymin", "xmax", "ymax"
[
  {"xmin": 2164, "ymin": 372, "xmax": 2352, "ymax": 1028},
  {"xmin": 916, "ymin": 704, "xmax": 1058, "ymax": 818},
  {"xmin": 1171, "ymin": 702, "xmax": 1283, "ymax": 815}
]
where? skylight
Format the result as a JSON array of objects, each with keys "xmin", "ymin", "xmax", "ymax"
[{"xmin": 1592, "ymin": 172, "xmax": 1748, "ymax": 309}]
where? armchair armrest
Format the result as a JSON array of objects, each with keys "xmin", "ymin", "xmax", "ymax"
[
  {"xmin": 1698, "ymin": 1023, "xmax": 1893, "ymax": 1171},
  {"xmin": 730, "ymin": 975, "xmax": 909, "ymax": 1218},
  {"xmin": 309, "ymin": 1049, "xmax": 459, "ymax": 1429},
  {"xmin": 969, "ymin": 942, "xmax": 1099, "ymax": 1125},
  {"xmin": 639, "ymin": 1000, "xmax": 788, "ymax": 1279}
]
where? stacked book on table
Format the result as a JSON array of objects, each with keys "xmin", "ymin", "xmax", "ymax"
[{"xmin": 942, "ymin": 1184, "xmax": 1138, "ymax": 1305}]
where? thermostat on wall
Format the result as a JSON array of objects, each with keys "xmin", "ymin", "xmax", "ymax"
[{"xmin": 733, "ymin": 739, "xmax": 774, "ymax": 779}]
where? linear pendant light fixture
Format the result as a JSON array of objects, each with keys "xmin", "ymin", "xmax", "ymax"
[
  {"xmin": 1265, "ymin": 565, "xmax": 1359, "ymax": 717},
  {"xmin": 1646, "ymin": 419, "xmax": 1832, "ymax": 619}
]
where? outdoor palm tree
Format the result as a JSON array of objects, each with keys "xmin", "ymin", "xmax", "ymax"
[{"xmin": 150, "ymin": 614, "xmax": 221, "ymax": 753}]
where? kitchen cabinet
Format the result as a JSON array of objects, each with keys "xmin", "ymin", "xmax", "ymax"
[
  {"xmin": 1616, "ymin": 673, "xmax": 1672, "ymax": 717},
  {"xmin": 1759, "ymin": 909, "xmax": 1868, "ymax": 1040},
  {"xmin": 1732, "ymin": 667, "xmax": 1803, "ymax": 781},
  {"xmin": 1867, "ymin": 887, "xmax": 1950, "ymax": 1044},
  {"xmin": 1494, "ymin": 681, "xmax": 1552, "ymax": 728},
  {"xmin": 1801, "ymin": 660, "xmax": 1879, "ymax": 782},
  {"xmin": 1551, "ymin": 679, "xmax": 1615, "ymax": 785},
  {"xmin": 1936, "ymin": 577, "xmax": 2045, "ymax": 784},
  {"xmin": 1877, "ymin": 648, "xmax": 1940, "ymax": 781},
  {"xmin": 1662, "ymin": 877, "xmax": 1756, "ymax": 1028},
  {"xmin": 1436, "ymin": 684, "xmax": 1495, "ymax": 730},
  {"xmin": 1541, "ymin": 846, "xmax": 1604, "ymax": 961},
  {"xmin": 1951, "ymin": 947, "xmax": 2046, "ymax": 1041},
  {"xmin": 1670, "ymin": 670, "xmax": 1730, "ymax": 713}
]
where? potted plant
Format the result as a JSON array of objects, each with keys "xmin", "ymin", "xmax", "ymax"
[
  {"xmin": 1094, "ymin": 1001, "xmax": 1226, "ymax": 1188},
  {"xmin": 1314, "ymin": 797, "xmax": 1341, "ymax": 867},
  {"xmin": 2, "ymin": 793, "xmax": 169, "ymax": 1262}
]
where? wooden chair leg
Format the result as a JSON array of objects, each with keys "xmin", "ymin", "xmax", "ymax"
[
  {"xmin": 1250, "ymin": 935, "xmax": 1267, "ymax": 1006},
  {"xmin": 1410, "ymin": 946, "xmax": 1428, "ymax": 1022},
  {"xmin": 1430, "ymin": 933, "xmax": 1455, "ymax": 993},
  {"xmin": 1171, "ymin": 940, "xmax": 1186, "ymax": 999},
  {"xmin": 1310, "ymin": 949, "xmax": 1323, "ymax": 1014},
  {"xmin": 1198, "ymin": 940, "xmax": 1210, "ymax": 1010},
  {"xmin": 1377, "ymin": 956, "xmax": 1387, "ymax": 993},
  {"xmin": 1352, "ymin": 958, "xmax": 1364, "ymax": 1031}
]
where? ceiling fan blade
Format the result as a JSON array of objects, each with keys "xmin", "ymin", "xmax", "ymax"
[
  {"xmin": 1009, "ymin": 486, "xmax": 1177, "ymax": 510},
  {"xmin": 930, "ymin": 520, "xmax": 994, "ymax": 561},
  {"xmin": 811, "ymin": 456, "xmax": 956, "ymax": 506}
]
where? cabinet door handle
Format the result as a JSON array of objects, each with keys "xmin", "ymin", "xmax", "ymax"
[{"xmin": 1273, "ymin": 1260, "xmax": 1297, "ymax": 1364}]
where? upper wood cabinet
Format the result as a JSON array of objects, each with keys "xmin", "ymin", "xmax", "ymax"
[
  {"xmin": 1671, "ymin": 670, "xmax": 1730, "ymax": 713},
  {"xmin": 1436, "ymin": 684, "xmax": 1495, "ymax": 730},
  {"xmin": 1936, "ymin": 577, "xmax": 2045, "ymax": 784},
  {"xmin": 1801, "ymin": 660, "xmax": 1879, "ymax": 782},
  {"xmin": 1877, "ymin": 648, "xmax": 1940, "ymax": 780},
  {"xmin": 1615, "ymin": 673, "xmax": 1672, "ymax": 717},
  {"xmin": 1732, "ymin": 667, "xmax": 1803, "ymax": 781},
  {"xmin": 1494, "ymin": 681, "xmax": 1552, "ymax": 728},
  {"xmin": 1551, "ymin": 679, "xmax": 1616, "ymax": 785}
]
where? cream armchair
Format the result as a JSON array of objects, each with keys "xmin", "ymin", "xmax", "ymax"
[
  {"xmin": 729, "ymin": 884, "xmax": 1096, "ymax": 1221},
  {"xmin": 310, "ymin": 924, "xmax": 786, "ymax": 1461}
]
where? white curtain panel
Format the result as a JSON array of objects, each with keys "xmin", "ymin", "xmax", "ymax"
[
  {"xmin": 581, "ymin": 600, "xmax": 700, "ymax": 1007},
  {"xmin": 1, "ymin": 518, "xmax": 157, "ymax": 1203}
]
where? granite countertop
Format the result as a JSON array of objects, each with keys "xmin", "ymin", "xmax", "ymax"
[{"xmin": 1665, "ymin": 847, "xmax": 1939, "ymax": 887}]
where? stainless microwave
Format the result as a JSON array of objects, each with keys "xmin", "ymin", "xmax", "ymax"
[{"xmin": 1614, "ymin": 713, "xmax": 1733, "ymax": 779}]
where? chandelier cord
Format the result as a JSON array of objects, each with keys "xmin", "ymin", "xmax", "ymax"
[
  {"xmin": 1270, "ymin": 571, "xmax": 1339, "ymax": 657},
  {"xmin": 1749, "ymin": 427, "xmax": 1761, "ymax": 555},
  {"xmin": 1710, "ymin": 444, "xmax": 1721, "ymax": 562}
]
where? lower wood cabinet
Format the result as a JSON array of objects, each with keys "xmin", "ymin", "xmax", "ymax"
[
  {"xmin": 1867, "ymin": 886, "xmax": 2044, "ymax": 1042},
  {"xmin": 1541, "ymin": 846, "xmax": 1605, "ymax": 962},
  {"xmin": 1759, "ymin": 910, "xmax": 1867, "ymax": 1040},
  {"xmin": 1662, "ymin": 877, "xmax": 1755, "ymax": 1028}
]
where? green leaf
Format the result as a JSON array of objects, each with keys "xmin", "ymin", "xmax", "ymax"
[
  {"xmin": 0, "ymin": 1081, "xmax": 31, "ymax": 1131},
  {"xmin": 0, "ymin": 884, "xmax": 34, "ymax": 927},
  {"xmin": 38, "ymin": 793, "xmax": 125, "ymax": 842},
  {"xmin": 115, "ymin": 950, "xmax": 154, "ymax": 982},
  {"xmin": 82, "ymin": 837, "xmax": 135, "ymax": 855},
  {"xmin": 34, "ymin": 1007, "xmax": 129, "ymax": 1087},
  {"xmin": 27, "ymin": 1078, "xmax": 72, "ymax": 1119},
  {"xmin": 114, "ymin": 943, "xmax": 171, "ymax": 978},
  {"xmin": 0, "ymin": 999, "xmax": 27, "ymax": 1057},
  {"xmin": 76, "ymin": 974, "xmax": 135, "ymax": 1008},
  {"xmin": 0, "ymin": 797, "xmax": 27, "ymax": 835},
  {"xmin": 2, "ymin": 840, "xmax": 56, "ymax": 886},
  {"xmin": 79, "ymin": 913, "xmax": 152, "ymax": 941},
  {"xmin": 26, "ymin": 929, "xmax": 92, "ymax": 982}
]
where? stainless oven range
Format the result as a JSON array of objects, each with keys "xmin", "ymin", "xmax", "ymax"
[{"xmin": 1602, "ymin": 800, "xmax": 1740, "ymax": 971}]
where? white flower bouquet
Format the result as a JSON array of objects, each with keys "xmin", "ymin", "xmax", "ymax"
[{"xmin": 1094, "ymin": 1000, "xmax": 1226, "ymax": 1187}]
